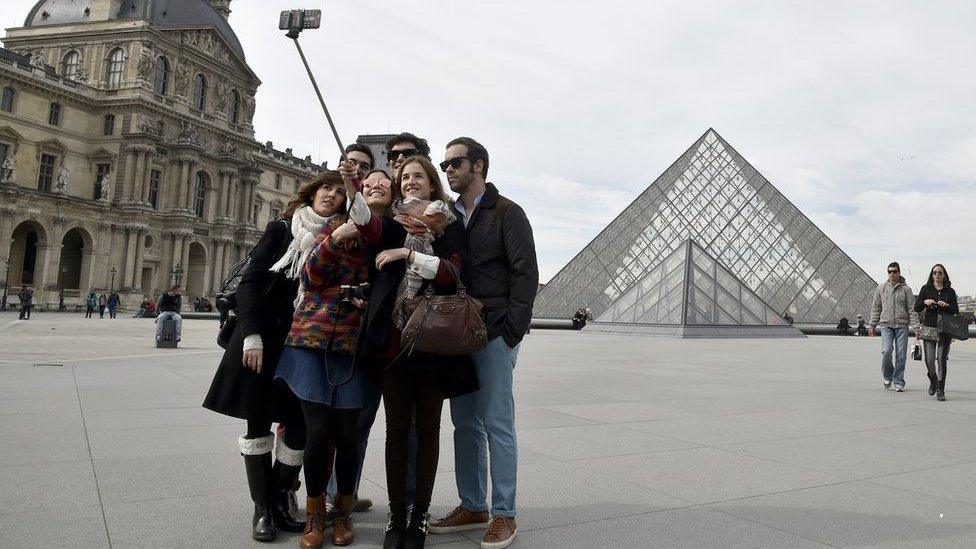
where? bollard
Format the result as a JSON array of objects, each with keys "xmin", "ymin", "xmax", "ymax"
[{"xmin": 156, "ymin": 318, "xmax": 178, "ymax": 349}]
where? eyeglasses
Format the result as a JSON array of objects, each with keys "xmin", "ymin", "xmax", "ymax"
[
  {"xmin": 439, "ymin": 156, "xmax": 469, "ymax": 172},
  {"xmin": 387, "ymin": 149, "xmax": 419, "ymax": 162},
  {"xmin": 887, "ymin": 270, "xmax": 899, "ymax": 274},
  {"xmin": 364, "ymin": 178, "xmax": 392, "ymax": 189}
]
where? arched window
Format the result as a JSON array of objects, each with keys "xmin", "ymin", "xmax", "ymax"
[
  {"xmin": 228, "ymin": 89, "xmax": 240, "ymax": 123},
  {"xmin": 193, "ymin": 74, "xmax": 207, "ymax": 110},
  {"xmin": 194, "ymin": 171, "xmax": 208, "ymax": 217},
  {"xmin": 62, "ymin": 51, "xmax": 80, "ymax": 79},
  {"xmin": 106, "ymin": 48, "xmax": 125, "ymax": 89},
  {"xmin": 154, "ymin": 56, "xmax": 169, "ymax": 94}
]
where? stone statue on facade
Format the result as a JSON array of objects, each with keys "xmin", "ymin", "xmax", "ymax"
[
  {"xmin": 137, "ymin": 50, "xmax": 154, "ymax": 82},
  {"xmin": 215, "ymin": 77, "xmax": 229, "ymax": 112},
  {"xmin": 174, "ymin": 60, "xmax": 190, "ymax": 95},
  {"xmin": 1, "ymin": 155, "xmax": 15, "ymax": 183},
  {"xmin": 29, "ymin": 51, "xmax": 44, "ymax": 68},
  {"xmin": 242, "ymin": 93, "xmax": 255, "ymax": 123},
  {"xmin": 98, "ymin": 174, "xmax": 112, "ymax": 202},
  {"xmin": 176, "ymin": 121, "xmax": 201, "ymax": 145},
  {"xmin": 55, "ymin": 165, "xmax": 69, "ymax": 195},
  {"xmin": 218, "ymin": 140, "xmax": 237, "ymax": 157}
]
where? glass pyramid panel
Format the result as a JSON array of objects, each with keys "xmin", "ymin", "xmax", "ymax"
[{"xmin": 535, "ymin": 129, "xmax": 877, "ymax": 324}]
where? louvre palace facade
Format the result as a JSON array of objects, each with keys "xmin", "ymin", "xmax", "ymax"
[{"xmin": 0, "ymin": 0, "xmax": 323, "ymax": 310}]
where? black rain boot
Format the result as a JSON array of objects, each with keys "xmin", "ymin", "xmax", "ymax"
[
  {"xmin": 927, "ymin": 371, "xmax": 938, "ymax": 397},
  {"xmin": 383, "ymin": 503, "xmax": 408, "ymax": 549},
  {"xmin": 271, "ymin": 461, "xmax": 306, "ymax": 533},
  {"xmin": 241, "ymin": 435, "xmax": 276, "ymax": 542},
  {"xmin": 403, "ymin": 505, "xmax": 429, "ymax": 549}
]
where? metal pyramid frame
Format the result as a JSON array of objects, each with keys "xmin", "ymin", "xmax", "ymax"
[
  {"xmin": 534, "ymin": 129, "xmax": 877, "ymax": 324},
  {"xmin": 587, "ymin": 240, "xmax": 804, "ymax": 338}
]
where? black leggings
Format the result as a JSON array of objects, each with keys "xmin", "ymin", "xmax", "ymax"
[
  {"xmin": 243, "ymin": 390, "xmax": 308, "ymax": 448},
  {"xmin": 923, "ymin": 335, "xmax": 952, "ymax": 391},
  {"xmin": 380, "ymin": 366, "xmax": 444, "ymax": 509},
  {"xmin": 301, "ymin": 400, "xmax": 360, "ymax": 498}
]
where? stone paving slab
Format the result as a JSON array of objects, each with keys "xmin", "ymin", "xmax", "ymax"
[{"xmin": 2, "ymin": 313, "xmax": 976, "ymax": 548}]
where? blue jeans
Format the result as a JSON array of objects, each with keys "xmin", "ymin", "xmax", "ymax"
[
  {"xmin": 880, "ymin": 325, "xmax": 909, "ymax": 387},
  {"xmin": 154, "ymin": 312, "xmax": 182, "ymax": 341},
  {"xmin": 449, "ymin": 337, "xmax": 519, "ymax": 518}
]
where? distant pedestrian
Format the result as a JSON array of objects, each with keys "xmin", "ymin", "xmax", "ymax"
[
  {"xmin": 17, "ymin": 285, "xmax": 33, "ymax": 320},
  {"xmin": 868, "ymin": 262, "xmax": 919, "ymax": 392},
  {"xmin": 107, "ymin": 292, "xmax": 120, "ymax": 318},
  {"xmin": 914, "ymin": 264, "xmax": 959, "ymax": 401},
  {"xmin": 155, "ymin": 285, "xmax": 183, "ymax": 342},
  {"xmin": 98, "ymin": 294, "xmax": 107, "ymax": 318},
  {"xmin": 85, "ymin": 291, "xmax": 98, "ymax": 318}
]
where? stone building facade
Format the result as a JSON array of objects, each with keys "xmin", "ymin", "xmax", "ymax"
[{"xmin": 0, "ymin": 0, "xmax": 323, "ymax": 310}]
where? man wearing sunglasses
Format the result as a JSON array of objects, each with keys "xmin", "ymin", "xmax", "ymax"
[
  {"xmin": 868, "ymin": 262, "xmax": 919, "ymax": 392},
  {"xmin": 385, "ymin": 132, "xmax": 431, "ymax": 176},
  {"xmin": 429, "ymin": 137, "xmax": 537, "ymax": 549}
]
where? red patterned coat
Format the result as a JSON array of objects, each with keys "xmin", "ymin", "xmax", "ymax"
[{"xmin": 285, "ymin": 221, "xmax": 368, "ymax": 354}]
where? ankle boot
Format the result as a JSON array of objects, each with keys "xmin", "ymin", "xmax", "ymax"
[
  {"xmin": 928, "ymin": 372, "xmax": 938, "ymax": 396},
  {"xmin": 332, "ymin": 493, "xmax": 355, "ymax": 546},
  {"xmin": 403, "ymin": 506, "xmax": 429, "ymax": 549},
  {"xmin": 240, "ymin": 435, "xmax": 276, "ymax": 542},
  {"xmin": 300, "ymin": 495, "xmax": 327, "ymax": 549},
  {"xmin": 383, "ymin": 503, "xmax": 408, "ymax": 549},
  {"xmin": 937, "ymin": 389, "xmax": 946, "ymax": 401}
]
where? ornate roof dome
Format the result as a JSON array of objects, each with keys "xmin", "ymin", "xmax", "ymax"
[{"xmin": 24, "ymin": 0, "xmax": 246, "ymax": 61}]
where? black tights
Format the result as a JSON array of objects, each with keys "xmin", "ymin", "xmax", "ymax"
[
  {"xmin": 923, "ymin": 335, "xmax": 952, "ymax": 391},
  {"xmin": 244, "ymin": 419, "xmax": 307, "ymax": 451},
  {"xmin": 381, "ymin": 367, "xmax": 444, "ymax": 509},
  {"xmin": 301, "ymin": 400, "xmax": 360, "ymax": 498}
]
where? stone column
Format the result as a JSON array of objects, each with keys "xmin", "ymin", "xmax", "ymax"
[
  {"xmin": 131, "ymin": 150, "xmax": 146, "ymax": 204},
  {"xmin": 140, "ymin": 151, "xmax": 155, "ymax": 204},
  {"xmin": 178, "ymin": 158, "xmax": 191, "ymax": 210},
  {"xmin": 184, "ymin": 161, "xmax": 198, "ymax": 212},
  {"xmin": 0, "ymin": 208, "xmax": 14, "ymax": 266},
  {"xmin": 133, "ymin": 228, "xmax": 146, "ymax": 290},
  {"xmin": 217, "ymin": 171, "xmax": 230, "ymax": 219},
  {"xmin": 211, "ymin": 239, "xmax": 225, "ymax": 291},
  {"xmin": 245, "ymin": 180, "xmax": 256, "ymax": 224},
  {"xmin": 121, "ymin": 227, "xmax": 138, "ymax": 289},
  {"xmin": 122, "ymin": 148, "xmax": 137, "ymax": 202},
  {"xmin": 221, "ymin": 240, "xmax": 233, "ymax": 278},
  {"xmin": 230, "ymin": 174, "xmax": 241, "ymax": 220},
  {"xmin": 158, "ymin": 231, "xmax": 173, "ymax": 291},
  {"xmin": 180, "ymin": 234, "xmax": 191, "ymax": 282},
  {"xmin": 42, "ymin": 217, "xmax": 66, "ymax": 291},
  {"xmin": 170, "ymin": 232, "xmax": 184, "ymax": 285}
]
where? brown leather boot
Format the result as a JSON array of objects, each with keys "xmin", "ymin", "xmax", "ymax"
[
  {"xmin": 300, "ymin": 495, "xmax": 327, "ymax": 549},
  {"xmin": 331, "ymin": 493, "xmax": 355, "ymax": 546}
]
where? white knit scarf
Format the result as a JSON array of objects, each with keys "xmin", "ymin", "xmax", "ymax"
[{"xmin": 269, "ymin": 206, "xmax": 334, "ymax": 278}]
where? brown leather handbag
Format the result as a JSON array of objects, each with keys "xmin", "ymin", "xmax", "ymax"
[{"xmin": 400, "ymin": 265, "xmax": 487, "ymax": 356}]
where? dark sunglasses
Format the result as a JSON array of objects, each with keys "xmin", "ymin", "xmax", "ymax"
[
  {"xmin": 387, "ymin": 149, "xmax": 419, "ymax": 162},
  {"xmin": 439, "ymin": 156, "xmax": 470, "ymax": 172},
  {"xmin": 887, "ymin": 270, "xmax": 899, "ymax": 274}
]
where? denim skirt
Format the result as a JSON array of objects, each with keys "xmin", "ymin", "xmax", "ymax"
[{"xmin": 274, "ymin": 346, "xmax": 366, "ymax": 409}]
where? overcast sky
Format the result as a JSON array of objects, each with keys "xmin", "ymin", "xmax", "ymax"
[{"xmin": 3, "ymin": 1, "xmax": 975, "ymax": 292}]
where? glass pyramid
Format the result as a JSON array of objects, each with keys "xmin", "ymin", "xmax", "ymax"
[
  {"xmin": 596, "ymin": 240, "xmax": 791, "ymax": 327},
  {"xmin": 535, "ymin": 129, "xmax": 877, "ymax": 324}
]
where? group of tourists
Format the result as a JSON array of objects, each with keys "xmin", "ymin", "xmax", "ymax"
[
  {"xmin": 203, "ymin": 133, "xmax": 538, "ymax": 549},
  {"xmin": 868, "ymin": 262, "xmax": 963, "ymax": 401},
  {"xmin": 84, "ymin": 290, "xmax": 121, "ymax": 318}
]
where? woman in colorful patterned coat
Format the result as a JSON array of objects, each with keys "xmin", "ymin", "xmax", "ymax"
[{"xmin": 273, "ymin": 170, "xmax": 368, "ymax": 548}]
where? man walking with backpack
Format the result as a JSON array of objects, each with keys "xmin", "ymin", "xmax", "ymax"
[
  {"xmin": 869, "ymin": 262, "xmax": 919, "ymax": 392},
  {"xmin": 429, "ymin": 137, "xmax": 538, "ymax": 549}
]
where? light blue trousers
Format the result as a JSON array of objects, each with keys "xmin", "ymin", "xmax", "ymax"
[
  {"xmin": 449, "ymin": 337, "xmax": 519, "ymax": 518},
  {"xmin": 880, "ymin": 325, "xmax": 909, "ymax": 387}
]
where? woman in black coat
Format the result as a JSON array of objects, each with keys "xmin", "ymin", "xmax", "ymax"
[
  {"xmin": 203, "ymin": 214, "xmax": 305, "ymax": 541},
  {"xmin": 913, "ymin": 263, "xmax": 959, "ymax": 401}
]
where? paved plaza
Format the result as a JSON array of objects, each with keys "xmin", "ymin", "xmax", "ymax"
[{"xmin": 2, "ymin": 313, "xmax": 976, "ymax": 548}]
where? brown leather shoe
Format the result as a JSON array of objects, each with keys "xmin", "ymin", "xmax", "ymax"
[
  {"xmin": 331, "ymin": 493, "xmax": 355, "ymax": 546},
  {"xmin": 299, "ymin": 495, "xmax": 327, "ymax": 549},
  {"xmin": 481, "ymin": 516, "xmax": 517, "ymax": 549},
  {"xmin": 428, "ymin": 505, "xmax": 491, "ymax": 534}
]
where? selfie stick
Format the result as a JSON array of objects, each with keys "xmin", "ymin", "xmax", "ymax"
[{"xmin": 281, "ymin": 9, "xmax": 351, "ymax": 168}]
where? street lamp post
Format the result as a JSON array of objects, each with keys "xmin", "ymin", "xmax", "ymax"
[
  {"xmin": 109, "ymin": 267, "xmax": 117, "ymax": 294},
  {"xmin": 58, "ymin": 264, "xmax": 68, "ymax": 312},
  {"xmin": 170, "ymin": 263, "xmax": 183, "ymax": 287},
  {"xmin": 0, "ymin": 258, "xmax": 9, "ymax": 311}
]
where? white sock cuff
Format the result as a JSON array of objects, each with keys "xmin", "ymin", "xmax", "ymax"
[
  {"xmin": 239, "ymin": 434, "xmax": 274, "ymax": 456},
  {"xmin": 275, "ymin": 438, "xmax": 303, "ymax": 466}
]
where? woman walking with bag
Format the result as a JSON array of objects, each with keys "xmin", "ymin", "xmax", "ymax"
[
  {"xmin": 340, "ymin": 157, "xmax": 478, "ymax": 549},
  {"xmin": 914, "ymin": 263, "xmax": 959, "ymax": 401},
  {"xmin": 203, "ymin": 188, "xmax": 309, "ymax": 541},
  {"xmin": 273, "ymin": 171, "xmax": 368, "ymax": 548}
]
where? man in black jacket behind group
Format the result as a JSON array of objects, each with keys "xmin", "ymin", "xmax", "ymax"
[
  {"xmin": 155, "ymin": 285, "xmax": 183, "ymax": 342},
  {"xmin": 428, "ymin": 137, "xmax": 538, "ymax": 549}
]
